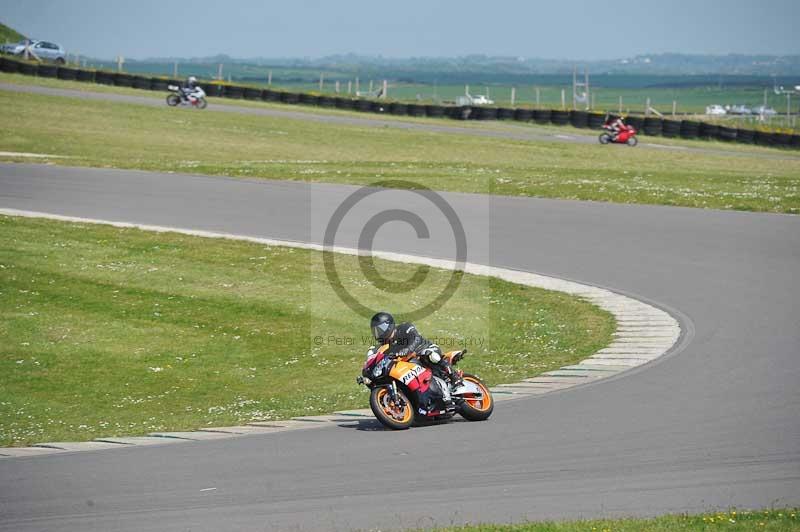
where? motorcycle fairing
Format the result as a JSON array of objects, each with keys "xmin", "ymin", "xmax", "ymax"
[
  {"xmin": 451, "ymin": 379, "xmax": 484, "ymax": 398},
  {"xmin": 390, "ymin": 360, "xmax": 432, "ymax": 392}
]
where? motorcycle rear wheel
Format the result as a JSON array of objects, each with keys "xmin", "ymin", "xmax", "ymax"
[
  {"xmin": 166, "ymin": 94, "xmax": 180, "ymax": 107},
  {"xmin": 458, "ymin": 374, "xmax": 494, "ymax": 421},
  {"xmin": 626, "ymin": 136, "xmax": 638, "ymax": 147},
  {"xmin": 370, "ymin": 387, "xmax": 413, "ymax": 430},
  {"xmin": 598, "ymin": 133, "xmax": 611, "ymax": 145}
]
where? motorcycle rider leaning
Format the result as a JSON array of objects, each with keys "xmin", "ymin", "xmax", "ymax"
[{"xmin": 369, "ymin": 311, "xmax": 463, "ymax": 388}]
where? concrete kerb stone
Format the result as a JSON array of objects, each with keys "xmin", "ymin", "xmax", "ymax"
[
  {"xmin": 35, "ymin": 441, "xmax": 129, "ymax": 452},
  {"xmin": 0, "ymin": 208, "xmax": 681, "ymax": 458},
  {"xmin": 93, "ymin": 436, "xmax": 187, "ymax": 446},
  {"xmin": 0, "ymin": 447, "xmax": 69, "ymax": 457}
]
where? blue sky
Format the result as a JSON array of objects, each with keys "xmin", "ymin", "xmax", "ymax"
[{"xmin": 2, "ymin": 0, "xmax": 798, "ymax": 60}]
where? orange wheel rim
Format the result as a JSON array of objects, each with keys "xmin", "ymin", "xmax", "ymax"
[
  {"xmin": 377, "ymin": 388, "xmax": 411, "ymax": 423},
  {"xmin": 463, "ymin": 377, "xmax": 492, "ymax": 412}
]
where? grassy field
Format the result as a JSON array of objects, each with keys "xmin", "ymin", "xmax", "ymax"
[
  {"xmin": 429, "ymin": 508, "xmax": 799, "ymax": 532},
  {"xmin": 0, "ymin": 215, "xmax": 614, "ymax": 446},
  {"xmin": 0, "ymin": 83, "xmax": 798, "ymax": 214}
]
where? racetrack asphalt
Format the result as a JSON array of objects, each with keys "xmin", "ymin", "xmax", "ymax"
[
  {"xmin": 2, "ymin": 81, "xmax": 799, "ymax": 162},
  {"xmin": 0, "ymin": 163, "xmax": 798, "ymax": 531}
]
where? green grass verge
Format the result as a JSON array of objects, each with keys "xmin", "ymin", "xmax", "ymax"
[
  {"xmin": 429, "ymin": 508, "xmax": 799, "ymax": 531},
  {"xmin": 0, "ymin": 84, "xmax": 797, "ymax": 213},
  {"xmin": 0, "ymin": 215, "xmax": 614, "ymax": 446}
]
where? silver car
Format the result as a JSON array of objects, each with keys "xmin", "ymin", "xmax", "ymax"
[{"xmin": 1, "ymin": 40, "xmax": 66, "ymax": 63}]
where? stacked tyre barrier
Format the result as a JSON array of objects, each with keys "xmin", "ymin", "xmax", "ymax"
[
  {"xmin": 407, "ymin": 103, "xmax": 426, "ymax": 117},
  {"xmin": 356, "ymin": 99, "xmax": 373, "ymax": 112},
  {"xmin": 113, "ymin": 73, "xmax": 135, "ymax": 87},
  {"xmin": 2, "ymin": 56, "xmax": 798, "ymax": 150},
  {"xmin": 425, "ymin": 104, "xmax": 446, "ymax": 118},
  {"xmin": 643, "ymin": 117, "xmax": 663, "ymax": 136},
  {"xmin": 474, "ymin": 107, "xmax": 498, "ymax": 120},
  {"xmin": 0, "ymin": 56, "xmax": 18, "ymax": 73},
  {"xmin": 569, "ymin": 110, "xmax": 589, "ymax": 128},
  {"xmin": 514, "ymin": 109, "xmax": 533, "ymax": 122},
  {"xmin": 718, "ymin": 126, "xmax": 737, "ymax": 142},
  {"xmin": 661, "ymin": 119, "xmax": 681, "ymax": 138},
  {"xmin": 132, "ymin": 76, "xmax": 151, "ymax": 90},
  {"xmin": 94, "ymin": 71, "xmax": 114, "ymax": 85},
  {"xmin": 736, "ymin": 128, "xmax": 755, "ymax": 144},
  {"xmin": 76, "ymin": 70, "xmax": 95, "ymax": 82},
  {"xmin": 389, "ymin": 102, "xmax": 407, "ymax": 116},
  {"xmin": 298, "ymin": 93, "xmax": 318, "ymax": 105},
  {"xmin": 588, "ymin": 113, "xmax": 606, "ymax": 129},
  {"xmin": 262, "ymin": 89, "xmax": 281, "ymax": 102},
  {"xmin": 336, "ymin": 97, "xmax": 356, "ymax": 111},
  {"xmin": 223, "ymin": 85, "xmax": 244, "ymax": 99},
  {"xmin": 680, "ymin": 120, "xmax": 700, "ymax": 139},
  {"xmin": 279, "ymin": 92, "xmax": 299, "ymax": 104},
  {"xmin": 243, "ymin": 87, "xmax": 262, "ymax": 100},
  {"xmin": 18, "ymin": 61, "xmax": 37, "ymax": 76},
  {"xmin": 497, "ymin": 107, "xmax": 515, "ymax": 120},
  {"xmin": 446, "ymin": 106, "xmax": 470, "ymax": 120},
  {"xmin": 56, "ymin": 67, "xmax": 79, "ymax": 81},
  {"xmin": 533, "ymin": 109, "xmax": 551, "ymax": 124},
  {"xmin": 318, "ymin": 95, "xmax": 336, "ymax": 108},
  {"xmin": 36, "ymin": 64, "xmax": 58, "ymax": 78},
  {"xmin": 699, "ymin": 122, "xmax": 719, "ymax": 139},
  {"xmin": 550, "ymin": 110, "xmax": 569, "ymax": 125}
]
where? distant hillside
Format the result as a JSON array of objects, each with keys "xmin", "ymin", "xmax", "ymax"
[{"xmin": 0, "ymin": 21, "xmax": 25, "ymax": 43}]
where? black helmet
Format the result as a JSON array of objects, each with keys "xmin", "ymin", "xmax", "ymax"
[{"xmin": 370, "ymin": 312, "xmax": 396, "ymax": 344}]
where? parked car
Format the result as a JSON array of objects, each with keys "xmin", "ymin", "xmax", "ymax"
[
  {"xmin": 751, "ymin": 105, "xmax": 777, "ymax": 116},
  {"xmin": 455, "ymin": 94, "xmax": 495, "ymax": 106},
  {"xmin": 705, "ymin": 104, "xmax": 727, "ymax": 115},
  {"xmin": 1, "ymin": 40, "xmax": 66, "ymax": 63},
  {"xmin": 728, "ymin": 105, "xmax": 752, "ymax": 115}
]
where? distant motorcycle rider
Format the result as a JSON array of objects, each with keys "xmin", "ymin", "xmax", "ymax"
[
  {"xmin": 369, "ymin": 311, "xmax": 462, "ymax": 387},
  {"xmin": 181, "ymin": 76, "xmax": 200, "ymax": 102},
  {"xmin": 605, "ymin": 114, "xmax": 626, "ymax": 140}
]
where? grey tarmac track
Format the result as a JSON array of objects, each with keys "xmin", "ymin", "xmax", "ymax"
[
  {"xmin": 2, "ymin": 81, "xmax": 799, "ymax": 161},
  {"xmin": 0, "ymin": 163, "xmax": 799, "ymax": 531}
]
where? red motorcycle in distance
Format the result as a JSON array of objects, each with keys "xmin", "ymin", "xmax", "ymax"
[{"xmin": 599, "ymin": 123, "xmax": 638, "ymax": 146}]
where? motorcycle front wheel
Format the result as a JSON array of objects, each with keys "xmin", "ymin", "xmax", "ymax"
[
  {"xmin": 370, "ymin": 386, "xmax": 413, "ymax": 430},
  {"xmin": 196, "ymin": 98, "xmax": 208, "ymax": 110},
  {"xmin": 457, "ymin": 374, "xmax": 494, "ymax": 421},
  {"xmin": 626, "ymin": 136, "xmax": 638, "ymax": 147},
  {"xmin": 166, "ymin": 94, "xmax": 180, "ymax": 106},
  {"xmin": 598, "ymin": 133, "xmax": 611, "ymax": 145}
]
